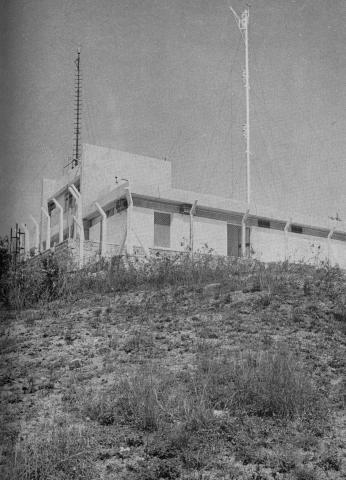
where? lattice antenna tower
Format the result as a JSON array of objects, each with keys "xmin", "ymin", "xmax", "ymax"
[{"xmin": 72, "ymin": 48, "xmax": 82, "ymax": 168}]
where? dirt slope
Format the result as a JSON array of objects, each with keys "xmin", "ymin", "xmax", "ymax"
[{"xmin": 1, "ymin": 265, "xmax": 345, "ymax": 479}]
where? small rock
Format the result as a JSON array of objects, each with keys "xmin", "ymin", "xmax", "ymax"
[
  {"xmin": 213, "ymin": 409, "xmax": 228, "ymax": 418},
  {"xmin": 69, "ymin": 358, "xmax": 81, "ymax": 370}
]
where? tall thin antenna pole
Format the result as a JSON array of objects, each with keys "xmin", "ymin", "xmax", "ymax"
[
  {"xmin": 73, "ymin": 48, "xmax": 82, "ymax": 168},
  {"xmin": 230, "ymin": 7, "xmax": 251, "ymax": 206}
]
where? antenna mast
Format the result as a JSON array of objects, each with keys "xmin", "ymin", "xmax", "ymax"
[
  {"xmin": 73, "ymin": 48, "xmax": 82, "ymax": 168},
  {"xmin": 230, "ymin": 7, "xmax": 250, "ymax": 206}
]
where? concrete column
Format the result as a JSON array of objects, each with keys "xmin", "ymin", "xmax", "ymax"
[
  {"xmin": 95, "ymin": 202, "xmax": 107, "ymax": 257},
  {"xmin": 30, "ymin": 214, "xmax": 39, "ymax": 254},
  {"xmin": 73, "ymin": 216, "xmax": 84, "ymax": 268},
  {"xmin": 327, "ymin": 226, "xmax": 336, "ymax": 265},
  {"xmin": 241, "ymin": 209, "xmax": 250, "ymax": 257},
  {"xmin": 125, "ymin": 186, "xmax": 133, "ymax": 256},
  {"xmin": 52, "ymin": 198, "xmax": 64, "ymax": 244},
  {"xmin": 68, "ymin": 185, "xmax": 81, "ymax": 219},
  {"xmin": 41, "ymin": 207, "xmax": 51, "ymax": 250},
  {"xmin": 20, "ymin": 223, "xmax": 30, "ymax": 258},
  {"xmin": 284, "ymin": 218, "xmax": 292, "ymax": 261},
  {"xmin": 189, "ymin": 200, "xmax": 198, "ymax": 256},
  {"xmin": 68, "ymin": 185, "xmax": 83, "ymax": 240}
]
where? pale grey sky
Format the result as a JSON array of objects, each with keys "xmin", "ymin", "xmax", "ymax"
[{"xmin": 1, "ymin": 0, "xmax": 346, "ymax": 236}]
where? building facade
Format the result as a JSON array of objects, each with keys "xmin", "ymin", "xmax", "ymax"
[{"xmin": 23, "ymin": 144, "xmax": 346, "ymax": 269}]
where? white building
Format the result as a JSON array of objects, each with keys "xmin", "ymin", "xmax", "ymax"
[{"xmin": 25, "ymin": 143, "xmax": 346, "ymax": 269}]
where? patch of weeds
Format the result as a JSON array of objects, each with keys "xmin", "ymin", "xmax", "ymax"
[
  {"xmin": 318, "ymin": 450, "xmax": 341, "ymax": 471},
  {"xmin": 198, "ymin": 325, "xmax": 219, "ymax": 339},
  {"xmin": 8, "ymin": 420, "xmax": 97, "ymax": 480},
  {"xmin": 116, "ymin": 369, "xmax": 164, "ymax": 431},
  {"xmin": 290, "ymin": 306, "xmax": 305, "ymax": 324},
  {"xmin": 231, "ymin": 348, "xmax": 325, "ymax": 419},
  {"xmin": 81, "ymin": 389, "xmax": 117, "ymax": 425},
  {"xmin": 262, "ymin": 332, "xmax": 273, "ymax": 349},
  {"xmin": 293, "ymin": 465, "xmax": 317, "ymax": 480},
  {"xmin": 257, "ymin": 293, "xmax": 272, "ymax": 308},
  {"xmin": 136, "ymin": 458, "xmax": 181, "ymax": 480},
  {"xmin": 0, "ymin": 334, "xmax": 17, "ymax": 354},
  {"xmin": 123, "ymin": 330, "xmax": 154, "ymax": 354}
]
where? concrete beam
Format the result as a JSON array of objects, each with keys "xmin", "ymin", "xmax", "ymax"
[
  {"xmin": 52, "ymin": 198, "xmax": 64, "ymax": 244},
  {"xmin": 95, "ymin": 202, "xmax": 107, "ymax": 257},
  {"xmin": 41, "ymin": 207, "xmax": 51, "ymax": 250}
]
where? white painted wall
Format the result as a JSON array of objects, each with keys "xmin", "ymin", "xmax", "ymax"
[
  {"xmin": 131, "ymin": 207, "xmax": 154, "ymax": 251},
  {"xmin": 193, "ymin": 217, "xmax": 227, "ymax": 255},
  {"xmin": 89, "ymin": 219, "xmax": 101, "ymax": 243},
  {"xmin": 251, "ymin": 227, "xmax": 346, "ymax": 268},
  {"xmin": 107, "ymin": 211, "xmax": 127, "ymax": 245},
  {"xmin": 128, "ymin": 209, "xmax": 228, "ymax": 255},
  {"xmin": 81, "ymin": 144, "xmax": 172, "ymax": 213},
  {"xmin": 171, "ymin": 214, "xmax": 190, "ymax": 250},
  {"xmin": 251, "ymin": 228, "xmax": 286, "ymax": 263},
  {"xmin": 286, "ymin": 233, "xmax": 328, "ymax": 265},
  {"xmin": 329, "ymin": 239, "xmax": 346, "ymax": 269}
]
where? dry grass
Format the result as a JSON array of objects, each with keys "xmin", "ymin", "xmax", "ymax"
[
  {"xmin": 5, "ymin": 420, "xmax": 96, "ymax": 480},
  {"xmin": 1, "ymin": 257, "xmax": 345, "ymax": 479}
]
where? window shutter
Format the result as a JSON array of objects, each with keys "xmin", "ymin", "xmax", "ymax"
[{"xmin": 154, "ymin": 212, "xmax": 171, "ymax": 248}]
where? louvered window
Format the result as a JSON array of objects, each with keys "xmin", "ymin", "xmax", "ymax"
[
  {"xmin": 154, "ymin": 212, "xmax": 171, "ymax": 248},
  {"xmin": 258, "ymin": 219, "xmax": 270, "ymax": 229},
  {"xmin": 291, "ymin": 225, "xmax": 303, "ymax": 234}
]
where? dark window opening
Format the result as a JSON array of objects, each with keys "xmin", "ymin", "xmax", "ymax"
[
  {"xmin": 291, "ymin": 225, "xmax": 303, "ymax": 234},
  {"xmin": 106, "ymin": 207, "xmax": 115, "ymax": 218},
  {"xmin": 115, "ymin": 197, "xmax": 128, "ymax": 212},
  {"xmin": 64, "ymin": 192, "xmax": 74, "ymax": 212},
  {"xmin": 48, "ymin": 202, "xmax": 55, "ymax": 215},
  {"xmin": 258, "ymin": 219, "xmax": 270, "ymax": 229}
]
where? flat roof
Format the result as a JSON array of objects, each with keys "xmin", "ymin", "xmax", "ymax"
[{"xmin": 83, "ymin": 181, "xmax": 346, "ymax": 235}]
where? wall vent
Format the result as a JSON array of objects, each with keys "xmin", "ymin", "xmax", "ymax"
[{"xmin": 179, "ymin": 203, "xmax": 192, "ymax": 215}]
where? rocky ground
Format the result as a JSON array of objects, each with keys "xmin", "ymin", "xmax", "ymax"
[{"xmin": 0, "ymin": 265, "xmax": 345, "ymax": 479}]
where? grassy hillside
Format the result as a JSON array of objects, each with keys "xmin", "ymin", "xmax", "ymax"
[{"xmin": 1, "ymin": 256, "xmax": 345, "ymax": 479}]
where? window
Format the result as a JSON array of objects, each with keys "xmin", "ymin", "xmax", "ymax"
[
  {"xmin": 154, "ymin": 212, "xmax": 171, "ymax": 248},
  {"xmin": 106, "ymin": 207, "xmax": 115, "ymax": 218},
  {"xmin": 258, "ymin": 219, "xmax": 270, "ymax": 228},
  {"xmin": 291, "ymin": 225, "xmax": 303, "ymax": 234}
]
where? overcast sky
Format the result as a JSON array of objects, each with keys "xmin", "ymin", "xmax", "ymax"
[{"xmin": 1, "ymin": 0, "xmax": 346, "ymax": 237}]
